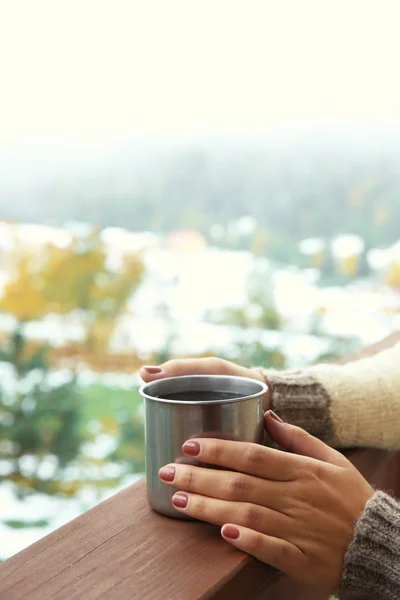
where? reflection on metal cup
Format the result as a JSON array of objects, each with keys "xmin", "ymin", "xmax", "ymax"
[{"xmin": 139, "ymin": 375, "xmax": 267, "ymax": 519}]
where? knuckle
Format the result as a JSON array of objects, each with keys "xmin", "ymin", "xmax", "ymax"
[
  {"xmin": 270, "ymin": 541, "xmax": 289, "ymax": 567},
  {"xmin": 293, "ymin": 425, "xmax": 310, "ymax": 439},
  {"xmin": 193, "ymin": 495, "xmax": 207, "ymax": 516},
  {"xmin": 209, "ymin": 357, "xmax": 229, "ymax": 372},
  {"xmin": 243, "ymin": 445, "xmax": 265, "ymax": 471},
  {"xmin": 162, "ymin": 359, "xmax": 178, "ymax": 371},
  {"xmin": 240, "ymin": 503, "xmax": 260, "ymax": 529},
  {"xmin": 246, "ymin": 531, "xmax": 263, "ymax": 554},
  {"xmin": 302, "ymin": 462, "xmax": 324, "ymax": 483},
  {"xmin": 181, "ymin": 467, "xmax": 195, "ymax": 488},
  {"xmin": 334, "ymin": 450, "xmax": 349, "ymax": 467},
  {"xmin": 295, "ymin": 461, "xmax": 320, "ymax": 483},
  {"xmin": 208, "ymin": 440, "xmax": 223, "ymax": 463},
  {"xmin": 226, "ymin": 473, "xmax": 247, "ymax": 498},
  {"xmin": 286, "ymin": 425, "xmax": 310, "ymax": 449}
]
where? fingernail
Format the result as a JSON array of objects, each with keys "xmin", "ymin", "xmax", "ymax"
[
  {"xmin": 269, "ymin": 410, "xmax": 284, "ymax": 423},
  {"xmin": 172, "ymin": 493, "xmax": 188, "ymax": 509},
  {"xmin": 223, "ymin": 525, "xmax": 240, "ymax": 540},
  {"xmin": 182, "ymin": 441, "xmax": 200, "ymax": 457},
  {"xmin": 159, "ymin": 466, "xmax": 175, "ymax": 482},
  {"xmin": 143, "ymin": 366, "xmax": 162, "ymax": 374}
]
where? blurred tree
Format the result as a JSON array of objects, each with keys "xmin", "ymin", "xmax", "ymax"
[
  {"xmin": 0, "ymin": 329, "xmax": 84, "ymax": 497},
  {"xmin": 111, "ymin": 402, "xmax": 145, "ymax": 475},
  {"xmin": 0, "ymin": 255, "xmax": 49, "ymax": 322},
  {"xmin": 204, "ymin": 266, "xmax": 283, "ymax": 331},
  {"xmin": 41, "ymin": 234, "xmax": 144, "ymax": 350},
  {"xmin": 0, "ymin": 233, "xmax": 144, "ymax": 354},
  {"xmin": 339, "ymin": 254, "xmax": 359, "ymax": 277},
  {"xmin": 385, "ymin": 260, "xmax": 400, "ymax": 287},
  {"xmin": 220, "ymin": 341, "xmax": 287, "ymax": 370},
  {"xmin": 0, "ymin": 233, "xmax": 146, "ymax": 508},
  {"xmin": 312, "ymin": 335, "xmax": 360, "ymax": 364},
  {"xmin": 247, "ymin": 269, "xmax": 283, "ymax": 331},
  {"xmin": 3, "ymin": 149, "xmax": 400, "ymax": 259}
]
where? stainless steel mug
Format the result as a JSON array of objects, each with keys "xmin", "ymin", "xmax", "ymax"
[{"xmin": 139, "ymin": 374, "xmax": 268, "ymax": 519}]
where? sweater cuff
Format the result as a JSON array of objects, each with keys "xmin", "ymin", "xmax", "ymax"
[
  {"xmin": 256, "ymin": 368, "xmax": 334, "ymax": 444},
  {"xmin": 339, "ymin": 491, "xmax": 400, "ymax": 600}
]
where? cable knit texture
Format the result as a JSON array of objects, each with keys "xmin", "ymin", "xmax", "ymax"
[
  {"xmin": 258, "ymin": 343, "xmax": 400, "ymax": 449},
  {"xmin": 339, "ymin": 491, "xmax": 400, "ymax": 600}
]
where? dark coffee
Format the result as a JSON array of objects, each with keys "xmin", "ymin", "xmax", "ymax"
[{"xmin": 159, "ymin": 390, "xmax": 244, "ymax": 402}]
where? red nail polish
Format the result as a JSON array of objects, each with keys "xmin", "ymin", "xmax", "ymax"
[
  {"xmin": 159, "ymin": 466, "xmax": 175, "ymax": 482},
  {"xmin": 172, "ymin": 493, "xmax": 188, "ymax": 509},
  {"xmin": 143, "ymin": 366, "xmax": 162, "ymax": 374},
  {"xmin": 269, "ymin": 410, "xmax": 284, "ymax": 423},
  {"xmin": 223, "ymin": 525, "xmax": 240, "ymax": 540},
  {"xmin": 182, "ymin": 441, "xmax": 200, "ymax": 457}
]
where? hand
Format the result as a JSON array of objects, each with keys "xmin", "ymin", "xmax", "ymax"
[
  {"xmin": 158, "ymin": 412, "xmax": 374, "ymax": 593},
  {"xmin": 140, "ymin": 357, "xmax": 271, "ymax": 411}
]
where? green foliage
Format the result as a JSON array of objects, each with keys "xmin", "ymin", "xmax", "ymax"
[
  {"xmin": 0, "ymin": 233, "xmax": 145, "ymax": 518},
  {"xmin": 4, "ymin": 519, "xmax": 49, "ymax": 529},
  {"xmin": 81, "ymin": 383, "xmax": 145, "ymax": 473},
  {"xmin": 0, "ymin": 331, "xmax": 84, "ymax": 497},
  {"xmin": 220, "ymin": 341, "xmax": 287, "ymax": 370},
  {"xmin": 311, "ymin": 333, "xmax": 361, "ymax": 364},
  {"xmin": 110, "ymin": 410, "xmax": 145, "ymax": 473},
  {"xmin": 204, "ymin": 269, "xmax": 283, "ymax": 332},
  {"xmin": 0, "ymin": 330, "xmax": 47, "ymax": 376},
  {"xmin": 79, "ymin": 383, "xmax": 142, "ymax": 424}
]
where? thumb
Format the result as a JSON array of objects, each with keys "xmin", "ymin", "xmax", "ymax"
[
  {"xmin": 264, "ymin": 410, "xmax": 347, "ymax": 467},
  {"xmin": 140, "ymin": 357, "xmax": 266, "ymax": 384},
  {"xmin": 140, "ymin": 358, "xmax": 237, "ymax": 382}
]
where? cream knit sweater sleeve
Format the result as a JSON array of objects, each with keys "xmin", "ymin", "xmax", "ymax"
[{"xmin": 259, "ymin": 342, "xmax": 400, "ymax": 449}]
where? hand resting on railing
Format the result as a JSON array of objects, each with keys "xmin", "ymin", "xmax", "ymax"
[{"xmin": 141, "ymin": 342, "xmax": 400, "ymax": 600}]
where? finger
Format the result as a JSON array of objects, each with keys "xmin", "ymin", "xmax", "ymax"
[
  {"xmin": 159, "ymin": 463, "xmax": 287, "ymax": 511},
  {"xmin": 264, "ymin": 411, "xmax": 348, "ymax": 467},
  {"xmin": 140, "ymin": 365, "xmax": 164, "ymax": 382},
  {"xmin": 221, "ymin": 524, "xmax": 304, "ymax": 576},
  {"xmin": 182, "ymin": 438, "xmax": 299, "ymax": 481},
  {"xmin": 172, "ymin": 492, "xmax": 290, "ymax": 540},
  {"xmin": 140, "ymin": 357, "xmax": 266, "ymax": 383}
]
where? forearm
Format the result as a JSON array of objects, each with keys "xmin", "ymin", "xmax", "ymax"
[
  {"xmin": 258, "ymin": 343, "xmax": 400, "ymax": 449},
  {"xmin": 339, "ymin": 491, "xmax": 400, "ymax": 600}
]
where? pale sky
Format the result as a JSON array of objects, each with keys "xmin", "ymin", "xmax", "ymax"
[{"xmin": 1, "ymin": 0, "xmax": 400, "ymax": 147}]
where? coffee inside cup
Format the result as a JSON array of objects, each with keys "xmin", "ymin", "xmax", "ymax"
[{"xmin": 157, "ymin": 390, "xmax": 244, "ymax": 402}]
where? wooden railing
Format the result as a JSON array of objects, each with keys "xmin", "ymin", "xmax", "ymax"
[{"xmin": 1, "ymin": 333, "xmax": 399, "ymax": 600}]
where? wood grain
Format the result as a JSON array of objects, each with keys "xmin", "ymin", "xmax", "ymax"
[{"xmin": 1, "ymin": 332, "xmax": 399, "ymax": 600}]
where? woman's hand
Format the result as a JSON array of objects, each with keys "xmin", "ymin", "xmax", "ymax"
[
  {"xmin": 140, "ymin": 357, "xmax": 271, "ymax": 410},
  {"xmin": 158, "ymin": 412, "xmax": 374, "ymax": 593}
]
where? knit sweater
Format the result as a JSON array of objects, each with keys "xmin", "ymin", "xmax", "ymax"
[{"xmin": 259, "ymin": 342, "xmax": 400, "ymax": 600}]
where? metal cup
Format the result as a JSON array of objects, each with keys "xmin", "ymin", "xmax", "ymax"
[{"xmin": 139, "ymin": 374, "xmax": 268, "ymax": 519}]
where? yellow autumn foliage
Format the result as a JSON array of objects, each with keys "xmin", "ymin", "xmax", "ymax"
[
  {"xmin": 42, "ymin": 237, "xmax": 107, "ymax": 312},
  {"xmin": 385, "ymin": 261, "xmax": 400, "ymax": 287},
  {"xmin": 339, "ymin": 254, "xmax": 359, "ymax": 277},
  {"xmin": 99, "ymin": 415, "xmax": 119, "ymax": 435},
  {"xmin": 0, "ymin": 234, "xmax": 144, "ymax": 350},
  {"xmin": 0, "ymin": 255, "xmax": 49, "ymax": 321}
]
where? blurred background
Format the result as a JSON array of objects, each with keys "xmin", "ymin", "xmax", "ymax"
[{"xmin": 1, "ymin": 0, "xmax": 399, "ymax": 561}]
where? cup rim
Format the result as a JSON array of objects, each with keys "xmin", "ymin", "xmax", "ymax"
[{"xmin": 139, "ymin": 374, "xmax": 268, "ymax": 405}]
